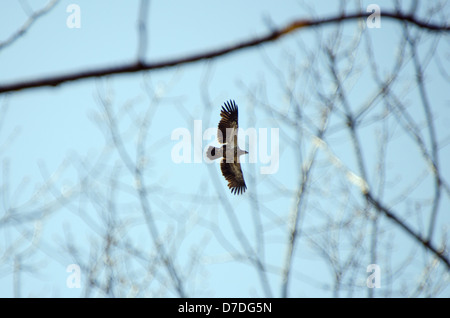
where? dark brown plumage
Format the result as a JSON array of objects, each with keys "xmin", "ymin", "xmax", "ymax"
[{"xmin": 207, "ymin": 100, "xmax": 248, "ymax": 195}]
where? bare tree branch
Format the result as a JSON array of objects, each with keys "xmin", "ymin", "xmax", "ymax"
[
  {"xmin": 364, "ymin": 191, "xmax": 450, "ymax": 269},
  {"xmin": 137, "ymin": 0, "xmax": 150, "ymax": 63},
  {"xmin": 0, "ymin": 11, "xmax": 448, "ymax": 94},
  {"xmin": 0, "ymin": 0, "xmax": 59, "ymax": 51}
]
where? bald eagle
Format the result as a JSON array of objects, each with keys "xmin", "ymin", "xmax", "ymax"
[{"xmin": 207, "ymin": 100, "xmax": 248, "ymax": 195}]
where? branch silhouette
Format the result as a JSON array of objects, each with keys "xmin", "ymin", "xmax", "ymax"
[
  {"xmin": 365, "ymin": 191, "xmax": 450, "ymax": 269},
  {"xmin": 0, "ymin": 11, "xmax": 448, "ymax": 94}
]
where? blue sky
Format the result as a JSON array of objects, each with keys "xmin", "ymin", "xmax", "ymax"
[{"xmin": 0, "ymin": 1, "xmax": 449, "ymax": 297}]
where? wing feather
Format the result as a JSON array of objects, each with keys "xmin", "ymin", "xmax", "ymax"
[
  {"xmin": 220, "ymin": 159, "xmax": 247, "ymax": 195},
  {"xmin": 217, "ymin": 100, "xmax": 239, "ymax": 145}
]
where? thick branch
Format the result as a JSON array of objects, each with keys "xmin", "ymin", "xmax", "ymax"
[
  {"xmin": 365, "ymin": 191, "xmax": 450, "ymax": 269},
  {"xmin": 0, "ymin": 11, "xmax": 448, "ymax": 94}
]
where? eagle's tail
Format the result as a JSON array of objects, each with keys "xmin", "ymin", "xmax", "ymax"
[{"xmin": 206, "ymin": 146, "xmax": 223, "ymax": 160}]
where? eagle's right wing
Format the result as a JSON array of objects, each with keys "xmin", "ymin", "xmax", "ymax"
[{"xmin": 218, "ymin": 100, "xmax": 239, "ymax": 146}]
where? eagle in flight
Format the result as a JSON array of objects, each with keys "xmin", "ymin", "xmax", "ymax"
[{"xmin": 207, "ymin": 100, "xmax": 248, "ymax": 195}]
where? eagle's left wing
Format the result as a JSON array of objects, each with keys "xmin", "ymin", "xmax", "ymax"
[{"xmin": 220, "ymin": 159, "xmax": 247, "ymax": 195}]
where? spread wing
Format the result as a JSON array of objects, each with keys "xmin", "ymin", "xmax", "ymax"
[
  {"xmin": 218, "ymin": 100, "xmax": 239, "ymax": 146},
  {"xmin": 220, "ymin": 159, "xmax": 247, "ymax": 195}
]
